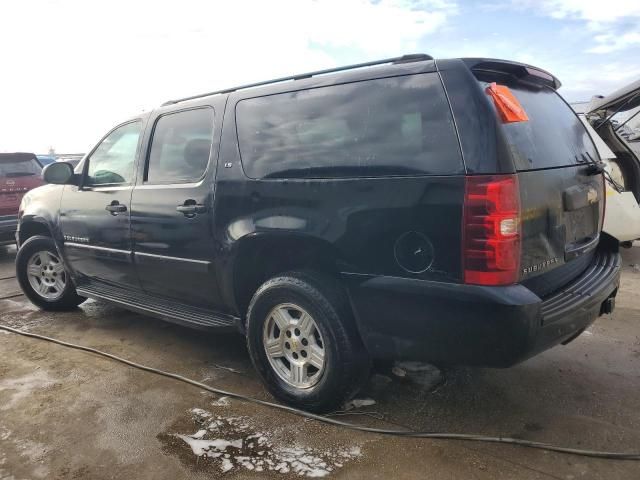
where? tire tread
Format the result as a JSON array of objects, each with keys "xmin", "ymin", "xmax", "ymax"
[{"xmin": 246, "ymin": 270, "xmax": 370, "ymax": 412}]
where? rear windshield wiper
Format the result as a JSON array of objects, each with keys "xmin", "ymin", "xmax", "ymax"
[
  {"xmin": 579, "ymin": 152, "xmax": 624, "ymax": 193},
  {"xmin": 576, "ymin": 153, "xmax": 604, "ymax": 174}
]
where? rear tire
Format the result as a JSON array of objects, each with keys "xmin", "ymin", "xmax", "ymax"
[
  {"xmin": 246, "ymin": 271, "xmax": 370, "ymax": 413},
  {"xmin": 16, "ymin": 235, "xmax": 86, "ymax": 311}
]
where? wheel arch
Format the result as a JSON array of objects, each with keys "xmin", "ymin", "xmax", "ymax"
[
  {"xmin": 230, "ymin": 233, "xmax": 346, "ymax": 318},
  {"xmin": 18, "ymin": 217, "xmax": 54, "ymax": 246}
]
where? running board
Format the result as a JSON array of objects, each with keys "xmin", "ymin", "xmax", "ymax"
[{"xmin": 76, "ymin": 282, "xmax": 240, "ymax": 331}]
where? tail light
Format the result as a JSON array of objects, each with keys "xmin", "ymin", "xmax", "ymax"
[{"xmin": 463, "ymin": 174, "xmax": 521, "ymax": 286}]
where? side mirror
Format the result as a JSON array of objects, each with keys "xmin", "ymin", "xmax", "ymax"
[{"xmin": 42, "ymin": 162, "xmax": 77, "ymax": 185}]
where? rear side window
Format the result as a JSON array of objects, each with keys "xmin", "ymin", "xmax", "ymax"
[
  {"xmin": 478, "ymin": 76, "xmax": 598, "ymax": 170},
  {"xmin": 0, "ymin": 157, "xmax": 41, "ymax": 177},
  {"xmin": 146, "ymin": 108, "xmax": 214, "ymax": 184},
  {"xmin": 236, "ymin": 73, "xmax": 462, "ymax": 178}
]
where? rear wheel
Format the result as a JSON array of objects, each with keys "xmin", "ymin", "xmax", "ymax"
[
  {"xmin": 16, "ymin": 235, "xmax": 85, "ymax": 310},
  {"xmin": 246, "ymin": 271, "xmax": 370, "ymax": 413}
]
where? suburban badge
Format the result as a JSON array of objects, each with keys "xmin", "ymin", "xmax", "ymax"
[{"xmin": 522, "ymin": 257, "xmax": 559, "ymax": 275}]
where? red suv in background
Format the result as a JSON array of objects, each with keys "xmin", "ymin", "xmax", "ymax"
[{"xmin": 0, "ymin": 153, "xmax": 44, "ymax": 246}]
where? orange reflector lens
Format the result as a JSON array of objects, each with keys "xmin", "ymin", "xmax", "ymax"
[{"xmin": 485, "ymin": 82, "xmax": 529, "ymax": 123}]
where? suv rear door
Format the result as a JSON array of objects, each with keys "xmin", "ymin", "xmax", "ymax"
[
  {"xmin": 130, "ymin": 101, "xmax": 224, "ymax": 309},
  {"xmin": 471, "ymin": 66, "xmax": 605, "ymax": 296}
]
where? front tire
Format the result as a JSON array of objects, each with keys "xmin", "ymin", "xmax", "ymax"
[
  {"xmin": 246, "ymin": 271, "xmax": 370, "ymax": 413},
  {"xmin": 16, "ymin": 235, "xmax": 85, "ymax": 311}
]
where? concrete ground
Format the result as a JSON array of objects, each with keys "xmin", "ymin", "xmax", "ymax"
[{"xmin": 1, "ymin": 245, "xmax": 639, "ymax": 480}]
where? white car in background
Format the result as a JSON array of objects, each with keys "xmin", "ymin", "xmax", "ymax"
[{"xmin": 573, "ymin": 79, "xmax": 640, "ymax": 246}]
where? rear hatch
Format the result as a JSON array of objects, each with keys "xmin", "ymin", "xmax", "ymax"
[
  {"xmin": 471, "ymin": 66, "xmax": 605, "ymax": 297},
  {"xmin": 0, "ymin": 153, "xmax": 44, "ymax": 217},
  {"xmin": 585, "ymin": 78, "xmax": 640, "ymax": 202}
]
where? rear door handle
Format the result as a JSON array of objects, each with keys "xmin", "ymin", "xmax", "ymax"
[
  {"xmin": 105, "ymin": 201, "xmax": 127, "ymax": 215},
  {"xmin": 177, "ymin": 201, "xmax": 206, "ymax": 216}
]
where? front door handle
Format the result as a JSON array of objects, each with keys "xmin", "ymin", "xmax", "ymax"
[
  {"xmin": 177, "ymin": 201, "xmax": 206, "ymax": 216},
  {"xmin": 105, "ymin": 201, "xmax": 127, "ymax": 215}
]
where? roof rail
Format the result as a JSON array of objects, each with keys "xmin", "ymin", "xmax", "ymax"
[{"xmin": 161, "ymin": 53, "xmax": 433, "ymax": 106}]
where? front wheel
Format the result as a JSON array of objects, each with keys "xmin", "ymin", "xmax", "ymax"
[
  {"xmin": 246, "ymin": 271, "xmax": 370, "ymax": 413},
  {"xmin": 16, "ymin": 235, "xmax": 86, "ymax": 311}
]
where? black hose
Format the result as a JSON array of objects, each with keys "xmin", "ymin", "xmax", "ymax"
[{"xmin": 1, "ymin": 323, "xmax": 639, "ymax": 461}]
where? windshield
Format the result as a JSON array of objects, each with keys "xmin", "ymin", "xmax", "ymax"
[
  {"xmin": 0, "ymin": 158, "xmax": 42, "ymax": 177},
  {"xmin": 477, "ymin": 76, "xmax": 598, "ymax": 170}
]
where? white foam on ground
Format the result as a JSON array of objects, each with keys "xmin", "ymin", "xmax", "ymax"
[
  {"xmin": 176, "ymin": 435, "xmax": 243, "ymax": 456},
  {"xmin": 190, "ymin": 407, "xmax": 212, "ymax": 418},
  {"xmin": 0, "ymin": 370, "xmax": 54, "ymax": 411},
  {"xmin": 211, "ymin": 396, "xmax": 230, "ymax": 407},
  {"xmin": 0, "ymin": 306, "xmax": 53, "ymax": 333},
  {"xmin": 174, "ymin": 407, "xmax": 363, "ymax": 477}
]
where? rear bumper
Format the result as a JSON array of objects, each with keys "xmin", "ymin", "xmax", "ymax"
[
  {"xmin": 343, "ymin": 248, "xmax": 621, "ymax": 367},
  {"xmin": 0, "ymin": 215, "xmax": 18, "ymax": 245}
]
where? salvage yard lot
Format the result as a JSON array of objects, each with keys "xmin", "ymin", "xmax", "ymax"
[{"xmin": 1, "ymin": 245, "xmax": 639, "ymax": 479}]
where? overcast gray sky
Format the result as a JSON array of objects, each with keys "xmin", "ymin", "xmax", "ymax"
[{"xmin": 1, "ymin": 0, "xmax": 639, "ymax": 153}]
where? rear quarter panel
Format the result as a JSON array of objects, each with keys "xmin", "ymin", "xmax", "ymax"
[{"xmin": 213, "ymin": 95, "xmax": 465, "ymax": 313}]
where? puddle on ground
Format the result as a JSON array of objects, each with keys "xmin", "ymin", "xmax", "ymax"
[{"xmin": 159, "ymin": 403, "xmax": 362, "ymax": 477}]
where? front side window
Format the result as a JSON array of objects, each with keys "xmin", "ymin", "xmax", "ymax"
[
  {"xmin": 235, "ymin": 73, "xmax": 462, "ymax": 179},
  {"xmin": 86, "ymin": 121, "xmax": 142, "ymax": 185},
  {"xmin": 146, "ymin": 108, "xmax": 214, "ymax": 184}
]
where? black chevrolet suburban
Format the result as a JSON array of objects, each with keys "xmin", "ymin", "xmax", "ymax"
[{"xmin": 16, "ymin": 55, "xmax": 621, "ymax": 412}]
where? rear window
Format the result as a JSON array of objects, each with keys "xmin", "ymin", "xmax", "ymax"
[
  {"xmin": 477, "ymin": 76, "xmax": 598, "ymax": 170},
  {"xmin": 0, "ymin": 157, "xmax": 42, "ymax": 177},
  {"xmin": 236, "ymin": 73, "xmax": 463, "ymax": 178}
]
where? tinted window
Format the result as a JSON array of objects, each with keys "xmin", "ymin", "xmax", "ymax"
[
  {"xmin": 236, "ymin": 74, "xmax": 462, "ymax": 178},
  {"xmin": 87, "ymin": 121, "xmax": 142, "ymax": 185},
  {"xmin": 0, "ymin": 158, "xmax": 41, "ymax": 177},
  {"xmin": 146, "ymin": 108, "xmax": 214, "ymax": 183},
  {"xmin": 478, "ymin": 77, "xmax": 598, "ymax": 170}
]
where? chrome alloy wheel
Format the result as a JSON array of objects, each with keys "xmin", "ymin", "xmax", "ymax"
[
  {"xmin": 262, "ymin": 303, "xmax": 326, "ymax": 389},
  {"xmin": 26, "ymin": 250, "xmax": 66, "ymax": 300}
]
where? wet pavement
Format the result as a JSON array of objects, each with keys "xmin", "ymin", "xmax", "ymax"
[{"xmin": 1, "ymin": 244, "xmax": 640, "ymax": 479}]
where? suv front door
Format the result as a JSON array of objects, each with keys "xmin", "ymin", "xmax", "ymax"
[
  {"xmin": 59, "ymin": 119, "xmax": 144, "ymax": 289},
  {"xmin": 130, "ymin": 104, "xmax": 223, "ymax": 309}
]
